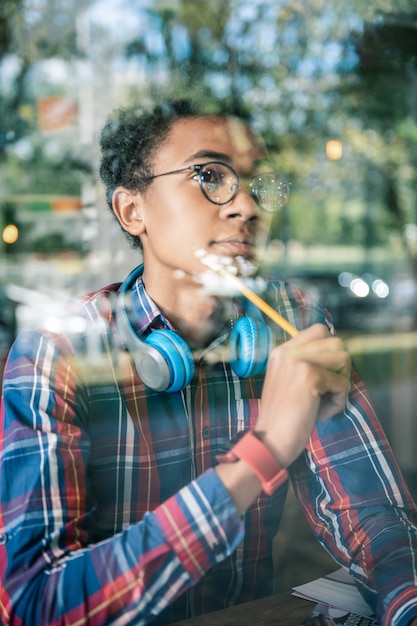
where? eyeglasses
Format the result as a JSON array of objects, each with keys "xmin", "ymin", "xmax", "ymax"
[{"xmin": 146, "ymin": 161, "xmax": 290, "ymax": 212}]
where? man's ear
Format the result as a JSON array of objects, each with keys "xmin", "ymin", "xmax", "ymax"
[{"xmin": 112, "ymin": 186, "xmax": 146, "ymax": 236}]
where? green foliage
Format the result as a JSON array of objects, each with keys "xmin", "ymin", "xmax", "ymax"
[
  {"xmin": 0, "ymin": 0, "xmax": 417, "ymax": 259},
  {"xmin": 29, "ymin": 231, "xmax": 84, "ymax": 255},
  {"xmin": 0, "ymin": 1, "xmax": 23, "ymax": 57}
]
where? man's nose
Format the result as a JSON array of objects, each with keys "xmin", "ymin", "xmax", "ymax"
[{"xmin": 219, "ymin": 185, "xmax": 259, "ymax": 222}]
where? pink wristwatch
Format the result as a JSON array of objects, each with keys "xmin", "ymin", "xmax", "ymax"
[{"xmin": 215, "ymin": 430, "xmax": 289, "ymax": 495}]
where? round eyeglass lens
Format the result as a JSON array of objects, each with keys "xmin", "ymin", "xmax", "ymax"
[
  {"xmin": 251, "ymin": 173, "xmax": 290, "ymax": 212},
  {"xmin": 199, "ymin": 163, "xmax": 238, "ymax": 205}
]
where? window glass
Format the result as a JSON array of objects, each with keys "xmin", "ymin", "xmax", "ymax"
[{"xmin": 1, "ymin": 0, "xmax": 416, "ymax": 592}]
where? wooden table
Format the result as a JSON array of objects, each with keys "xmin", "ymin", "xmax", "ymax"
[{"xmin": 171, "ymin": 592, "xmax": 314, "ymax": 625}]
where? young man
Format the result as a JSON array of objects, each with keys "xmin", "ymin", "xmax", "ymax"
[{"xmin": 0, "ymin": 101, "xmax": 416, "ymax": 626}]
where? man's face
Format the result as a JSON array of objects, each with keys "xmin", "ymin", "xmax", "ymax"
[{"xmin": 134, "ymin": 115, "xmax": 268, "ymax": 281}]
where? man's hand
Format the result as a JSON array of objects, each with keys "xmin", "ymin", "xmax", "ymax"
[
  {"xmin": 215, "ymin": 323, "xmax": 351, "ymax": 514},
  {"xmin": 254, "ymin": 323, "xmax": 351, "ymax": 468}
]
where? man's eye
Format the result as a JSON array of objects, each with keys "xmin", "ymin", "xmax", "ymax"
[{"xmin": 200, "ymin": 168, "xmax": 222, "ymax": 184}]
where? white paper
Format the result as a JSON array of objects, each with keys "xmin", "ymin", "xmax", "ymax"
[{"xmin": 292, "ymin": 568, "xmax": 374, "ymax": 618}]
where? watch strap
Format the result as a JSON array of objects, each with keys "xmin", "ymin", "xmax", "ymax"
[{"xmin": 216, "ymin": 430, "xmax": 288, "ymax": 495}]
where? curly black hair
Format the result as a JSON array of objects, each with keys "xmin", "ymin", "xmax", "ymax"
[
  {"xmin": 99, "ymin": 99, "xmax": 202, "ymax": 250},
  {"xmin": 99, "ymin": 97, "xmax": 251, "ymax": 250}
]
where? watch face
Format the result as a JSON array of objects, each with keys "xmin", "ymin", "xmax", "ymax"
[{"xmin": 215, "ymin": 430, "xmax": 289, "ymax": 495}]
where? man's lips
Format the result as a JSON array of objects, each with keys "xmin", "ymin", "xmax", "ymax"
[{"xmin": 210, "ymin": 239, "xmax": 254, "ymax": 257}]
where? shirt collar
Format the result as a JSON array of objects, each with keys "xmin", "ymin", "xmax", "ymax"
[
  {"xmin": 122, "ymin": 272, "xmax": 174, "ymax": 336},
  {"xmin": 118, "ymin": 266, "xmax": 250, "ymax": 344}
]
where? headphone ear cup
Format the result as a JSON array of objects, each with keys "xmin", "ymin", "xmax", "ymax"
[
  {"xmin": 144, "ymin": 330, "xmax": 195, "ymax": 392},
  {"xmin": 229, "ymin": 316, "xmax": 273, "ymax": 378},
  {"xmin": 116, "ymin": 265, "xmax": 194, "ymax": 393}
]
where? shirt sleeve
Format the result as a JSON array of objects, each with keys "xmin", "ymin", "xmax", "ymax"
[
  {"xmin": 290, "ymin": 368, "xmax": 417, "ymax": 626},
  {"xmin": 0, "ymin": 329, "xmax": 244, "ymax": 626}
]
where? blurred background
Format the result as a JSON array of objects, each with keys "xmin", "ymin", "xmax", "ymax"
[{"xmin": 1, "ymin": 0, "xmax": 417, "ymax": 591}]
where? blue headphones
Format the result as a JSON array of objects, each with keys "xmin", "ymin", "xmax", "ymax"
[{"xmin": 116, "ymin": 265, "xmax": 273, "ymax": 392}]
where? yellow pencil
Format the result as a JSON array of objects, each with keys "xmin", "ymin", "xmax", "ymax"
[{"xmin": 217, "ymin": 268, "xmax": 299, "ymax": 337}]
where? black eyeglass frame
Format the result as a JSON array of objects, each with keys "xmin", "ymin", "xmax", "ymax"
[{"xmin": 144, "ymin": 160, "xmax": 289, "ymax": 211}]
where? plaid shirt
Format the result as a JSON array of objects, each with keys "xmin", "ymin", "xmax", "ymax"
[{"xmin": 1, "ymin": 270, "xmax": 417, "ymax": 626}]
